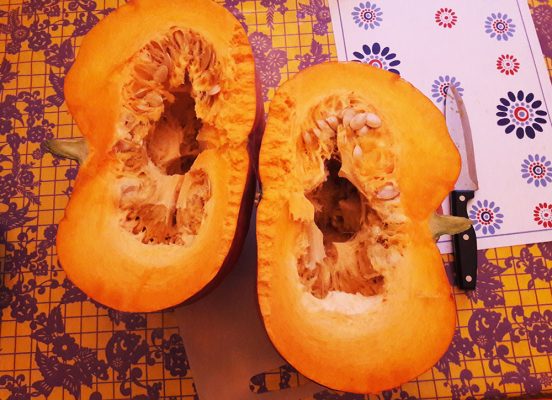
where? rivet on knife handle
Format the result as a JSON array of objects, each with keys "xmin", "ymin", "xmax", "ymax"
[{"xmin": 450, "ymin": 190, "xmax": 477, "ymax": 290}]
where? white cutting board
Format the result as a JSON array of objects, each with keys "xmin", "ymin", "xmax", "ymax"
[{"xmin": 329, "ymin": 0, "xmax": 552, "ymax": 253}]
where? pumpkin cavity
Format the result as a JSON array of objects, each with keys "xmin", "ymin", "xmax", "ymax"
[
  {"xmin": 115, "ymin": 28, "xmax": 221, "ymax": 245},
  {"xmin": 296, "ymin": 97, "xmax": 407, "ymax": 301},
  {"xmin": 307, "ymin": 158, "xmax": 362, "ymax": 244},
  {"xmin": 145, "ymin": 86, "xmax": 202, "ymax": 176}
]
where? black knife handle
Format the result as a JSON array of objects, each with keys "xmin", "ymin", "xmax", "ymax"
[{"xmin": 450, "ymin": 190, "xmax": 477, "ymax": 290}]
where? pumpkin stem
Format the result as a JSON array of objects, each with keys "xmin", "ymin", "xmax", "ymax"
[
  {"xmin": 45, "ymin": 138, "xmax": 89, "ymax": 164},
  {"xmin": 429, "ymin": 213, "xmax": 472, "ymax": 241}
]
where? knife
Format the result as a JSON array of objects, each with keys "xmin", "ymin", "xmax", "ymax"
[{"xmin": 445, "ymin": 85, "xmax": 479, "ymax": 290}]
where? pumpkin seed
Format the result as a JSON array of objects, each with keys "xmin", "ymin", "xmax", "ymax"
[
  {"xmin": 326, "ymin": 116, "xmax": 339, "ymax": 131},
  {"xmin": 316, "ymin": 119, "xmax": 330, "ymax": 131},
  {"xmin": 376, "ymin": 184, "xmax": 399, "ymax": 200},
  {"xmin": 133, "ymin": 87, "xmax": 150, "ymax": 99},
  {"xmin": 173, "ymin": 30, "xmax": 185, "ymax": 47},
  {"xmin": 144, "ymin": 92, "xmax": 163, "ymax": 107},
  {"xmin": 365, "ymin": 113, "xmax": 381, "ymax": 128},
  {"xmin": 200, "ymin": 49, "xmax": 211, "ymax": 70},
  {"xmin": 134, "ymin": 63, "xmax": 155, "ymax": 80},
  {"xmin": 134, "ymin": 102, "xmax": 152, "ymax": 112},
  {"xmin": 349, "ymin": 113, "xmax": 367, "ymax": 130},
  {"xmin": 303, "ymin": 131, "xmax": 312, "ymax": 145},
  {"xmin": 154, "ymin": 65, "xmax": 168, "ymax": 83},
  {"xmin": 357, "ymin": 126, "xmax": 369, "ymax": 136},
  {"xmin": 209, "ymin": 52, "xmax": 217, "ymax": 69},
  {"xmin": 342, "ymin": 108, "xmax": 356, "ymax": 128},
  {"xmin": 207, "ymin": 84, "xmax": 221, "ymax": 96}
]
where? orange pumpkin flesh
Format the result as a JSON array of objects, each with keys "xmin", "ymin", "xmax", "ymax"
[
  {"xmin": 257, "ymin": 62, "xmax": 462, "ymax": 393},
  {"xmin": 55, "ymin": 0, "xmax": 260, "ymax": 312}
]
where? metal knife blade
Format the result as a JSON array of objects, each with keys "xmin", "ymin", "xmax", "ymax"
[
  {"xmin": 446, "ymin": 85, "xmax": 479, "ymax": 191},
  {"xmin": 445, "ymin": 85, "xmax": 479, "ymax": 290}
]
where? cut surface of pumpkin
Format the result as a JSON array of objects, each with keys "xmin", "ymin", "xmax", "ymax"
[
  {"xmin": 53, "ymin": 0, "xmax": 260, "ymax": 311},
  {"xmin": 257, "ymin": 62, "xmax": 463, "ymax": 393}
]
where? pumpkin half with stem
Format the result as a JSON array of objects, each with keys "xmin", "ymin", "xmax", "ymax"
[
  {"xmin": 256, "ymin": 62, "xmax": 470, "ymax": 393},
  {"xmin": 47, "ymin": 0, "xmax": 262, "ymax": 311}
]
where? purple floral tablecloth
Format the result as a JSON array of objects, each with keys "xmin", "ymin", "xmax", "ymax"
[{"xmin": 0, "ymin": 0, "xmax": 551, "ymax": 399}]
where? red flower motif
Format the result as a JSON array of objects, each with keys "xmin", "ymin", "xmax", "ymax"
[
  {"xmin": 435, "ymin": 7, "xmax": 457, "ymax": 28},
  {"xmin": 533, "ymin": 203, "xmax": 552, "ymax": 228},
  {"xmin": 496, "ymin": 54, "xmax": 520, "ymax": 75}
]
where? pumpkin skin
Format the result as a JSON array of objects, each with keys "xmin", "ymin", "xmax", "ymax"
[
  {"xmin": 56, "ymin": 0, "xmax": 261, "ymax": 311},
  {"xmin": 257, "ymin": 62, "xmax": 460, "ymax": 393}
]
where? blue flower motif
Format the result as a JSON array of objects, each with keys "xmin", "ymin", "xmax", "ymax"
[
  {"xmin": 352, "ymin": 43, "xmax": 400, "ymax": 74},
  {"xmin": 469, "ymin": 200, "xmax": 504, "ymax": 235},
  {"xmin": 485, "ymin": 12, "xmax": 516, "ymax": 41},
  {"xmin": 496, "ymin": 90, "xmax": 548, "ymax": 139},
  {"xmin": 431, "ymin": 75, "xmax": 464, "ymax": 103},
  {"xmin": 521, "ymin": 154, "xmax": 552, "ymax": 187},
  {"xmin": 351, "ymin": 2, "xmax": 382, "ymax": 30}
]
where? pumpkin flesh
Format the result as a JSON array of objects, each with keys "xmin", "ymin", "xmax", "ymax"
[
  {"xmin": 56, "ymin": 0, "xmax": 259, "ymax": 311},
  {"xmin": 257, "ymin": 62, "xmax": 460, "ymax": 393}
]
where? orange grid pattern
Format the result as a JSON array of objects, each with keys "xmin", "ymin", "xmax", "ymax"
[{"xmin": 0, "ymin": 0, "xmax": 551, "ymax": 399}]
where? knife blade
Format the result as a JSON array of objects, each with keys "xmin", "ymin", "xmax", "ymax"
[{"xmin": 445, "ymin": 85, "xmax": 479, "ymax": 290}]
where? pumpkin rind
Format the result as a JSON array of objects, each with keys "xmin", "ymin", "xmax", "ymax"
[
  {"xmin": 57, "ymin": 0, "xmax": 260, "ymax": 311},
  {"xmin": 257, "ymin": 62, "xmax": 460, "ymax": 393}
]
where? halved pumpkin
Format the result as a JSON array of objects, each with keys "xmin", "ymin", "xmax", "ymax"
[
  {"xmin": 49, "ymin": 0, "xmax": 261, "ymax": 311},
  {"xmin": 257, "ymin": 62, "xmax": 468, "ymax": 393}
]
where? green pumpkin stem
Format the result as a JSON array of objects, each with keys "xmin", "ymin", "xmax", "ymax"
[
  {"xmin": 429, "ymin": 213, "xmax": 472, "ymax": 241},
  {"xmin": 45, "ymin": 138, "xmax": 89, "ymax": 164}
]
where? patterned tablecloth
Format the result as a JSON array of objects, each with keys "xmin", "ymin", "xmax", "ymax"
[{"xmin": 0, "ymin": 0, "xmax": 551, "ymax": 399}]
